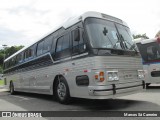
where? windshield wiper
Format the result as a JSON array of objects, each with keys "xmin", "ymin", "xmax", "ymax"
[
  {"xmin": 119, "ymin": 34, "xmax": 129, "ymax": 49},
  {"xmin": 129, "ymin": 44, "xmax": 138, "ymax": 53},
  {"xmin": 113, "ymin": 33, "xmax": 125, "ymax": 49},
  {"xmin": 113, "ymin": 34, "xmax": 138, "ymax": 54},
  {"xmin": 119, "ymin": 34, "xmax": 138, "ymax": 53}
]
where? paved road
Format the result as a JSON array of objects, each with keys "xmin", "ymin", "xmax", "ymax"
[{"xmin": 0, "ymin": 85, "xmax": 160, "ymax": 120}]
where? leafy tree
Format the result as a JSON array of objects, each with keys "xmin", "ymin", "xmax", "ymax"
[
  {"xmin": 0, "ymin": 52, "xmax": 3, "ymax": 66},
  {"xmin": 5, "ymin": 45, "xmax": 24, "ymax": 58},
  {"xmin": 155, "ymin": 30, "xmax": 160, "ymax": 37},
  {"xmin": 133, "ymin": 33, "xmax": 149, "ymax": 39},
  {"xmin": 0, "ymin": 45, "xmax": 24, "ymax": 73}
]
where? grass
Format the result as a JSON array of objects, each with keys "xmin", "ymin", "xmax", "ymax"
[{"xmin": 0, "ymin": 79, "xmax": 4, "ymax": 86}]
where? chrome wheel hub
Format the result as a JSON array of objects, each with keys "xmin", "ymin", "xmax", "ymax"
[{"xmin": 57, "ymin": 82, "xmax": 66, "ymax": 100}]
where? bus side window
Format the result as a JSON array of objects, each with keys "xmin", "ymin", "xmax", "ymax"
[
  {"xmin": 6, "ymin": 61, "xmax": 9, "ymax": 70},
  {"xmin": 14, "ymin": 53, "xmax": 21, "ymax": 69},
  {"xmin": 16, "ymin": 53, "xmax": 23, "ymax": 64},
  {"xmin": 55, "ymin": 33, "xmax": 71, "ymax": 60},
  {"xmin": 37, "ymin": 40, "xmax": 44, "ymax": 56},
  {"xmin": 10, "ymin": 57, "xmax": 16, "ymax": 67},
  {"xmin": 24, "ymin": 45, "xmax": 35, "ymax": 61},
  {"xmin": 43, "ymin": 35, "xmax": 53, "ymax": 53},
  {"xmin": 56, "ymin": 36, "xmax": 63, "ymax": 52},
  {"xmin": 72, "ymin": 28, "xmax": 85, "ymax": 55}
]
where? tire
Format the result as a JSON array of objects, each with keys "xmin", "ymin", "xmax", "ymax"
[
  {"xmin": 54, "ymin": 77, "xmax": 71, "ymax": 104},
  {"xmin": 146, "ymin": 83, "xmax": 150, "ymax": 89},
  {"xmin": 10, "ymin": 82, "xmax": 16, "ymax": 95}
]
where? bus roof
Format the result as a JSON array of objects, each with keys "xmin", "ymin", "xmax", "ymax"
[
  {"xmin": 4, "ymin": 11, "xmax": 128, "ymax": 62},
  {"xmin": 134, "ymin": 38, "xmax": 157, "ymax": 45}
]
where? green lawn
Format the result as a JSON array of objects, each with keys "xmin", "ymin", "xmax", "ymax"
[{"xmin": 0, "ymin": 79, "xmax": 4, "ymax": 86}]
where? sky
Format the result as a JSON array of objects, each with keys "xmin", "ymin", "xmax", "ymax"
[{"xmin": 0, "ymin": 0, "xmax": 159, "ymax": 49}]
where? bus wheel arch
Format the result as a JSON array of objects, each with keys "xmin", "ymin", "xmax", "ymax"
[{"xmin": 53, "ymin": 75, "xmax": 71, "ymax": 104}]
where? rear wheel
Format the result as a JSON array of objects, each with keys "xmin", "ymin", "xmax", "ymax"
[
  {"xmin": 54, "ymin": 77, "xmax": 71, "ymax": 104},
  {"xmin": 10, "ymin": 82, "xmax": 16, "ymax": 95}
]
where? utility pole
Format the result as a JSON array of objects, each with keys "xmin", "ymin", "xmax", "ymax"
[
  {"xmin": 1, "ymin": 45, "xmax": 7, "ymax": 84},
  {"xmin": 2, "ymin": 45, "xmax": 7, "ymax": 61}
]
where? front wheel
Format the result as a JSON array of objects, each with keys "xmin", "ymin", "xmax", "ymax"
[{"xmin": 54, "ymin": 77, "xmax": 71, "ymax": 104}]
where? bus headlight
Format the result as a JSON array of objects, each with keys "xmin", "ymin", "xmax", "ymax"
[
  {"xmin": 138, "ymin": 70, "xmax": 144, "ymax": 79},
  {"xmin": 113, "ymin": 72, "xmax": 119, "ymax": 80},
  {"xmin": 107, "ymin": 71, "xmax": 119, "ymax": 81},
  {"xmin": 108, "ymin": 73, "xmax": 114, "ymax": 81}
]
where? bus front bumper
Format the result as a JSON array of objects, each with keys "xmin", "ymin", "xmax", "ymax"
[{"xmin": 88, "ymin": 81, "xmax": 145, "ymax": 99}]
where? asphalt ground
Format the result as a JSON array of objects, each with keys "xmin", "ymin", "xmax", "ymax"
[{"xmin": 0, "ymin": 85, "xmax": 160, "ymax": 120}]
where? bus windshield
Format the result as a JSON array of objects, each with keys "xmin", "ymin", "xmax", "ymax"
[
  {"xmin": 85, "ymin": 18, "xmax": 135, "ymax": 51},
  {"xmin": 136, "ymin": 41, "xmax": 160, "ymax": 63}
]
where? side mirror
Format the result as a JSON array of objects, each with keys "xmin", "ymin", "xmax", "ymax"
[{"xmin": 74, "ymin": 29, "xmax": 80, "ymax": 41}]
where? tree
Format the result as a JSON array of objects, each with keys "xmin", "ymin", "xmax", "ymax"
[
  {"xmin": 0, "ymin": 45, "xmax": 24, "ymax": 73},
  {"xmin": 133, "ymin": 33, "xmax": 149, "ymax": 39},
  {"xmin": 0, "ymin": 52, "xmax": 3, "ymax": 66},
  {"xmin": 155, "ymin": 30, "xmax": 160, "ymax": 37},
  {"xmin": 5, "ymin": 45, "xmax": 24, "ymax": 58}
]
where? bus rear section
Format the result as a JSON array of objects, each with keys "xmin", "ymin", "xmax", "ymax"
[{"xmin": 135, "ymin": 37, "xmax": 160, "ymax": 87}]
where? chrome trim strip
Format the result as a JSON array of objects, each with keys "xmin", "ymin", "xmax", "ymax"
[{"xmin": 72, "ymin": 52, "xmax": 88, "ymax": 59}]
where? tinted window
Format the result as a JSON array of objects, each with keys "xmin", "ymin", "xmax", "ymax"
[
  {"xmin": 16, "ymin": 53, "xmax": 23, "ymax": 64},
  {"xmin": 24, "ymin": 50, "xmax": 30, "ymax": 59},
  {"xmin": 10, "ymin": 57, "xmax": 16, "ymax": 67},
  {"xmin": 43, "ymin": 36, "xmax": 53, "ymax": 53},
  {"xmin": 56, "ymin": 36, "xmax": 63, "ymax": 52},
  {"xmin": 37, "ymin": 41, "xmax": 44, "ymax": 56},
  {"xmin": 85, "ymin": 18, "xmax": 134, "ymax": 50},
  {"xmin": 72, "ymin": 29, "xmax": 85, "ymax": 55},
  {"xmin": 24, "ymin": 45, "xmax": 35, "ymax": 60},
  {"xmin": 137, "ymin": 42, "xmax": 160, "ymax": 62},
  {"xmin": 62, "ymin": 34, "xmax": 70, "ymax": 50},
  {"xmin": 56, "ymin": 34, "xmax": 70, "ymax": 52},
  {"xmin": 4, "ymin": 61, "xmax": 9, "ymax": 69},
  {"xmin": 55, "ymin": 33, "xmax": 71, "ymax": 59},
  {"xmin": 72, "ymin": 29, "xmax": 83, "ymax": 45}
]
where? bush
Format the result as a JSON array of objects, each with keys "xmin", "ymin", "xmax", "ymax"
[{"xmin": 0, "ymin": 79, "xmax": 4, "ymax": 85}]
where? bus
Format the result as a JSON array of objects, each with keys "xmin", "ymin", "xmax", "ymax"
[
  {"xmin": 3, "ymin": 11, "xmax": 145, "ymax": 104},
  {"xmin": 135, "ymin": 37, "xmax": 160, "ymax": 88}
]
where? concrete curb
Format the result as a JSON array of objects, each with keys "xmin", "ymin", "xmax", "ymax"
[
  {"xmin": 0, "ymin": 85, "xmax": 4, "ymax": 88},
  {"xmin": 0, "ymin": 89, "xmax": 8, "ymax": 92},
  {"xmin": 0, "ymin": 85, "xmax": 9, "ymax": 92}
]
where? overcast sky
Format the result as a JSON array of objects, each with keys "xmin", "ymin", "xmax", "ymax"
[{"xmin": 0, "ymin": 0, "xmax": 159, "ymax": 49}]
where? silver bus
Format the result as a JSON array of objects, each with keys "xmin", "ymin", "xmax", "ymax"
[
  {"xmin": 3, "ymin": 11, "xmax": 145, "ymax": 104},
  {"xmin": 135, "ymin": 37, "xmax": 160, "ymax": 88}
]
